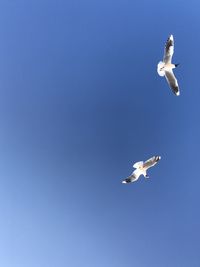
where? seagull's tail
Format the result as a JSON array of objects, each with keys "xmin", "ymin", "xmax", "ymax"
[{"xmin": 157, "ymin": 61, "xmax": 165, "ymax": 76}]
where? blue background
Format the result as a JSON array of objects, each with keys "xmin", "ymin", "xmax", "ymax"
[{"xmin": 0, "ymin": 0, "xmax": 200, "ymax": 266}]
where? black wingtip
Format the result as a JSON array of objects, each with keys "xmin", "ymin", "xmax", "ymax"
[
  {"xmin": 122, "ymin": 178, "xmax": 132, "ymax": 184},
  {"xmin": 173, "ymin": 87, "xmax": 180, "ymax": 96}
]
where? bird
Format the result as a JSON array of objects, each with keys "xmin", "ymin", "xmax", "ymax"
[
  {"xmin": 122, "ymin": 156, "xmax": 161, "ymax": 184},
  {"xmin": 157, "ymin": 35, "xmax": 180, "ymax": 96}
]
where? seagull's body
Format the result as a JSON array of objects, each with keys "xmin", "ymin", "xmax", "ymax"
[
  {"xmin": 157, "ymin": 35, "xmax": 180, "ymax": 96},
  {"xmin": 122, "ymin": 156, "xmax": 161, "ymax": 184}
]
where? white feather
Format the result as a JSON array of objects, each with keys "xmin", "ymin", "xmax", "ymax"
[
  {"xmin": 157, "ymin": 61, "xmax": 165, "ymax": 76},
  {"xmin": 133, "ymin": 161, "xmax": 143, "ymax": 168}
]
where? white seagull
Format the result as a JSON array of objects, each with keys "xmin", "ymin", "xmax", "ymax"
[
  {"xmin": 122, "ymin": 156, "xmax": 161, "ymax": 184},
  {"xmin": 157, "ymin": 35, "xmax": 180, "ymax": 96}
]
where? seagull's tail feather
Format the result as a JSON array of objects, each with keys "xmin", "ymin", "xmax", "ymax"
[{"xmin": 157, "ymin": 61, "xmax": 165, "ymax": 76}]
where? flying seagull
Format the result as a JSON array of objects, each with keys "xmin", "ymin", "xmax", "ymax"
[
  {"xmin": 157, "ymin": 35, "xmax": 180, "ymax": 96},
  {"xmin": 122, "ymin": 156, "xmax": 161, "ymax": 184}
]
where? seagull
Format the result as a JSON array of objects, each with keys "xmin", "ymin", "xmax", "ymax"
[
  {"xmin": 122, "ymin": 156, "xmax": 161, "ymax": 184},
  {"xmin": 157, "ymin": 35, "xmax": 180, "ymax": 96}
]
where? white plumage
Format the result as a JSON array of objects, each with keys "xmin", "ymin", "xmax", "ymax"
[
  {"xmin": 122, "ymin": 156, "xmax": 161, "ymax": 184},
  {"xmin": 157, "ymin": 35, "xmax": 180, "ymax": 96}
]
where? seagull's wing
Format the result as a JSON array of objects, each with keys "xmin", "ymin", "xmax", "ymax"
[
  {"xmin": 165, "ymin": 70, "xmax": 180, "ymax": 96},
  {"xmin": 143, "ymin": 156, "xmax": 157, "ymax": 170},
  {"xmin": 122, "ymin": 169, "xmax": 141, "ymax": 184},
  {"xmin": 163, "ymin": 35, "xmax": 174, "ymax": 64}
]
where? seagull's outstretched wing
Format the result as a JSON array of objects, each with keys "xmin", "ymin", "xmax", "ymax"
[
  {"xmin": 122, "ymin": 169, "xmax": 141, "ymax": 183},
  {"xmin": 122, "ymin": 175, "xmax": 138, "ymax": 183},
  {"xmin": 165, "ymin": 70, "xmax": 180, "ymax": 96},
  {"xmin": 143, "ymin": 156, "xmax": 160, "ymax": 170},
  {"xmin": 163, "ymin": 35, "xmax": 174, "ymax": 64}
]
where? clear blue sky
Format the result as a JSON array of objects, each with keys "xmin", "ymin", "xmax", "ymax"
[{"xmin": 0, "ymin": 0, "xmax": 200, "ymax": 266}]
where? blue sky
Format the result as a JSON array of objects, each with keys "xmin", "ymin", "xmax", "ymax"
[{"xmin": 0, "ymin": 0, "xmax": 200, "ymax": 266}]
